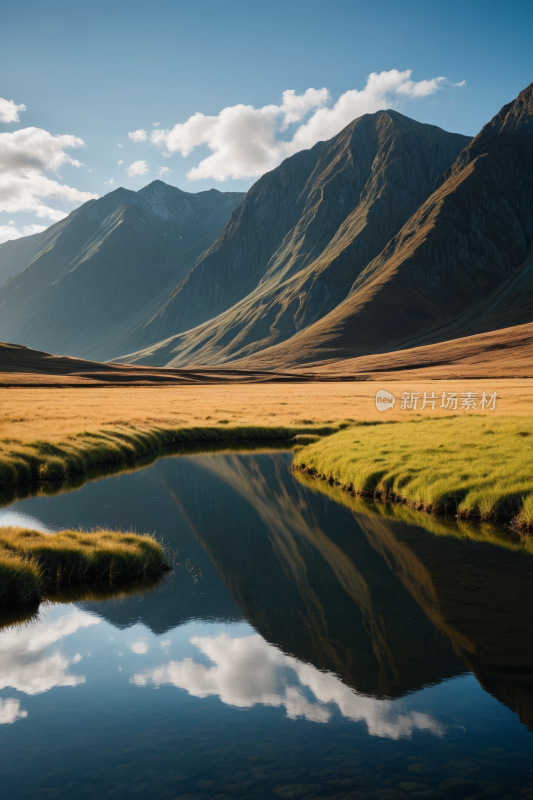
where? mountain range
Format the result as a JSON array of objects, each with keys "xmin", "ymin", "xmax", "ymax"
[{"xmin": 0, "ymin": 81, "xmax": 532, "ymax": 370}]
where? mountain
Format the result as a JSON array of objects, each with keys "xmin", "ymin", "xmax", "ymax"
[
  {"xmin": 115, "ymin": 111, "xmax": 470, "ymax": 366},
  {"xmin": 232, "ymin": 82, "xmax": 533, "ymax": 369},
  {"xmin": 4, "ymin": 83, "xmax": 532, "ymax": 371},
  {"xmin": 0, "ymin": 181, "xmax": 244, "ymax": 360}
]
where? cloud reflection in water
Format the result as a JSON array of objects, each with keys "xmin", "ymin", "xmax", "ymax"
[
  {"xmin": 0, "ymin": 608, "xmax": 100, "ymax": 696},
  {"xmin": 131, "ymin": 632, "xmax": 445, "ymax": 738},
  {"xmin": 0, "ymin": 698, "xmax": 27, "ymax": 725}
]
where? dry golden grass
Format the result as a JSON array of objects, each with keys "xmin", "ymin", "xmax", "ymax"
[
  {"xmin": 0, "ymin": 379, "xmax": 532, "ymax": 495},
  {"xmin": 1, "ymin": 378, "xmax": 531, "ymax": 442}
]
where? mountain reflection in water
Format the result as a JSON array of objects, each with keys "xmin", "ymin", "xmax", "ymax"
[{"xmin": 0, "ymin": 445, "xmax": 532, "ymax": 798}]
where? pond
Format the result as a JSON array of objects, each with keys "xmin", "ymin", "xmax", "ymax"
[{"xmin": 0, "ymin": 444, "xmax": 532, "ymax": 800}]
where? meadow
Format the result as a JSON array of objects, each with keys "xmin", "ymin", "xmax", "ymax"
[
  {"xmin": 0, "ymin": 379, "xmax": 531, "ymax": 490},
  {"xmin": 293, "ymin": 415, "xmax": 533, "ymax": 531},
  {"xmin": 0, "ymin": 526, "xmax": 169, "ymax": 605}
]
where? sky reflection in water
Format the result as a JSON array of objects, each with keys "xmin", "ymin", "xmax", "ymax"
[{"xmin": 0, "ymin": 448, "xmax": 532, "ymax": 798}]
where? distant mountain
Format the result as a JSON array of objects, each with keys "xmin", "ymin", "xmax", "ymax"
[
  {"xmin": 0, "ymin": 181, "xmax": 244, "ymax": 360},
  {"xmin": 116, "ymin": 111, "xmax": 470, "ymax": 366},
  {"xmin": 4, "ymin": 84, "xmax": 532, "ymax": 370},
  {"xmin": 233, "ymin": 82, "xmax": 533, "ymax": 369}
]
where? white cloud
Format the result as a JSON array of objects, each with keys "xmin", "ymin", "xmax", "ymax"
[
  {"xmin": 129, "ymin": 639, "xmax": 148, "ymax": 654},
  {"xmin": 157, "ymin": 166, "xmax": 171, "ymax": 177},
  {"xmin": 153, "ymin": 122, "xmax": 160, "ymax": 127},
  {"xmin": 128, "ymin": 129, "xmax": 148, "ymax": 143},
  {"xmin": 0, "ymin": 223, "xmax": 48, "ymax": 244},
  {"xmin": 0, "ymin": 698, "xmax": 27, "ymax": 725},
  {"xmin": 0, "ymin": 127, "xmax": 98, "ymax": 220},
  {"xmin": 126, "ymin": 160, "xmax": 150, "ymax": 177},
  {"xmin": 132, "ymin": 632, "xmax": 445, "ymax": 738},
  {"xmin": 0, "ymin": 96, "xmax": 27, "ymax": 124},
  {"xmin": 118, "ymin": 159, "xmax": 124, "ymax": 165},
  {"xmin": 144, "ymin": 70, "xmax": 449, "ymax": 181},
  {"xmin": 452, "ymin": 80, "xmax": 466, "ymax": 87},
  {"xmin": 0, "ymin": 608, "xmax": 99, "ymax": 695},
  {"xmin": 104, "ymin": 178, "xmax": 114, "ymax": 186},
  {"xmin": 118, "ymin": 143, "xmax": 122, "ymax": 148}
]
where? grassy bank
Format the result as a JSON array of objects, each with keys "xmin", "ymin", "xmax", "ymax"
[
  {"xmin": 0, "ymin": 422, "xmax": 339, "ymax": 491},
  {"xmin": 293, "ymin": 469, "xmax": 533, "ymax": 556},
  {"xmin": 0, "ymin": 526, "xmax": 169, "ymax": 604},
  {"xmin": 293, "ymin": 416, "xmax": 533, "ymax": 531}
]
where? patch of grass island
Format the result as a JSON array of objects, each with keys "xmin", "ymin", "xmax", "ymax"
[
  {"xmin": 293, "ymin": 415, "xmax": 533, "ymax": 534},
  {"xmin": 0, "ymin": 526, "xmax": 170, "ymax": 605}
]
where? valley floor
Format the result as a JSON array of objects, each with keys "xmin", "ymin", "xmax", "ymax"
[
  {"xmin": 2, "ymin": 380, "xmax": 533, "ymax": 540},
  {"xmin": 2, "ymin": 379, "xmax": 533, "ymax": 441}
]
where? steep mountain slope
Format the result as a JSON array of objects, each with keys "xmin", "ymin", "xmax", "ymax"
[
  {"xmin": 0, "ymin": 182, "xmax": 243, "ymax": 360},
  {"xmin": 116, "ymin": 111, "xmax": 469, "ymax": 365},
  {"xmin": 234, "ymin": 82, "xmax": 533, "ymax": 369}
]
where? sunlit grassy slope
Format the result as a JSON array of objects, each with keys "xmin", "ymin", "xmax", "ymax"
[
  {"xmin": 293, "ymin": 416, "xmax": 533, "ymax": 529},
  {"xmin": 0, "ymin": 527, "xmax": 169, "ymax": 604}
]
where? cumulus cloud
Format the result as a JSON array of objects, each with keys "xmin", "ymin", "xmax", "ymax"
[
  {"xmin": 0, "ymin": 127, "xmax": 97, "ymax": 220},
  {"xmin": 452, "ymin": 80, "xmax": 466, "ymax": 87},
  {"xmin": 0, "ymin": 223, "xmax": 47, "ymax": 244},
  {"xmin": 153, "ymin": 122, "xmax": 160, "ymax": 127},
  {"xmin": 126, "ymin": 160, "xmax": 150, "ymax": 177},
  {"xmin": 118, "ymin": 159, "xmax": 124, "ymax": 165},
  {"xmin": 141, "ymin": 70, "xmax": 452, "ymax": 181},
  {"xmin": 104, "ymin": 178, "xmax": 115, "ymax": 186},
  {"xmin": 129, "ymin": 639, "xmax": 148, "ymax": 655},
  {"xmin": 0, "ymin": 608, "xmax": 99, "ymax": 696},
  {"xmin": 132, "ymin": 632, "xmax": 445, "ymax": 738},
  {"xmin": 0, "ymin": 97, "xmax": 27, "ymax": 124},
  {"xmin": 128, "ymin": 129, "xmax": 148, "ymax": 143},
  {"xmin": 0, "ymin": 698, "xmax": 27, "ymax": 725},
  {"xmin": 157, "ymin": 166, "xmax": 171, "ymax": 177}
]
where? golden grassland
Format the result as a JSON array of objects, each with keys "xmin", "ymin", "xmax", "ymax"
[
  {"xmin": 2, "ymin": 379, "xmax": 533, "ymax": 440},
  {"xmin": 0, "ymin": 526, "xmax": 169, "ymax": 605},
  {"xmin": 1, "ymin": 379, "xmax": 533, "ymax": 545},
  {"xmin": 293, "ymin": 415, "xmax": 533, "ymax": 530},
  {"xmin": 0, "ymin": 378, "xmax": 531, "ymax": 489}
]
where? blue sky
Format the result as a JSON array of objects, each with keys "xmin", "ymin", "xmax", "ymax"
[{"xmin": 0, "ymin": 0, "xmax": 531, "ymax": 241}]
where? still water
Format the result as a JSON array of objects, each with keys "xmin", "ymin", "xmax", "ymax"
[{"xmin": 0, "ymin": 445, "xmax": 532, "ymax": 799}]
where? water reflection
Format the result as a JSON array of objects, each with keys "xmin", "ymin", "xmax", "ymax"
[
  {"xmin": 1, "ymin": 446, "xmax": 533, "ymax": 797},
  {"xmin": 132, "ymin": 630, "xmax": 444, "ymax": 737},
  {"xmin": 0, "ymin": 607, "xmax": 98, "ymax": 695},
  {"xmin": 0, "ymin": 698, "xmax": 27, "ymax": 725}
]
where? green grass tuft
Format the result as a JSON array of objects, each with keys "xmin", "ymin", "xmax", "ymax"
[{"xmin": 0, "ymin": 526, "xmax": 169, "ymax": 605}]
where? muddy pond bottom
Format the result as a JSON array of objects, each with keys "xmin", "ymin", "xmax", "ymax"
[{"xmin": 0, "ymin": 445, "xmax": 532, "ymax": 799}]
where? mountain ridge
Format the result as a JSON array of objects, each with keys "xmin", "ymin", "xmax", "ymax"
[
  {"xmin": 113, "ymin": 109, "xmax": 470, "ymax": 366},
  {"xmin": 0, "ymin": 181, "xmax": 245, "ymax": 360}
]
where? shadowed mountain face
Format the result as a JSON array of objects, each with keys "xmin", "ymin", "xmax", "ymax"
[
  {"xmin": 0, "ymin": 181, "xmax": 244, "ymax": 360},
  {"xmin": 117, "ymin": 111, "xmax": 470, "ymax": 366},
  {"xmin": 236, "ymin": 82, "xmax": 533, "ymax": 369}
]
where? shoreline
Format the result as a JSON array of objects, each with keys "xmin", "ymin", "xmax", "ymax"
[{"xmin": 291, "ymin": 462, "xmax": 531, "ymax": 536}]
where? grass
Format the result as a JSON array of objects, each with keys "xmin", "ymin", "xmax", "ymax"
[
  {"xmin": 0, "ymin": 379, "xmax": 528, "ymax": 491},
  {"xmin": 0, "ymin": 526, "xmax": 169, "ymax": 605},
  {"xmin": 293, "ymin": 469, "xmax": 533, "ymax": 556},
  {"xmin": 0, "ymin": 422, "xmax": 341, "ymax": 491},
  {"xmin": 293, "ymin": 415, "xmax": 533, "ymax": 531}
]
